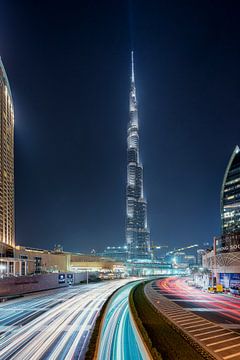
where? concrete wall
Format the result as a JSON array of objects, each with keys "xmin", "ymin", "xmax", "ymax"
[{"xmin": 0, "ymin": 272, "xmax": 93, "ymax": 296}]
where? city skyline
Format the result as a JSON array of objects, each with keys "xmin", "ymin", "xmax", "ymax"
[
  {"xmin": 1, "ymin": 1, "xmax": 240, "ymax": 252},
  {"xmin": 1, "ymin": 3, "xmax": 240, "ymax": 360}
]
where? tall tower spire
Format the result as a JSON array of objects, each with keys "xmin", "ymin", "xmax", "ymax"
[
  {"xmin": 131, "ymin": 51, "xmax": 135, "ymax": 83},
  {"xmin": 126, "ymin": 52, "xmax": 150, "ymax": 260}
]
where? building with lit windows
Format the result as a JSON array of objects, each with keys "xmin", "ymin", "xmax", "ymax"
[
  {"xmin": 214, "ymin": 145, "xmax": 240, "ymax": 254},
  {"xmin": 202, "ymin": 146, "xmax": 240, "ymax": 290},
  {"xmin": 126, "ymin": 52, "xmax": 151, "ymax": 260},
  {"xmin": 0, "ymin": 58, "xmax": 15, "ymax": 248},
  {"xmin": 221, "ymin": 145, "xmax": 240, "ymax": 238},
  {"xmin": 98, "ymin": 245, "xmax": 128, "ymax": 262},
  {"xmin": 221, "ymin": 146, "xmax": 240, "ymax": 235}
]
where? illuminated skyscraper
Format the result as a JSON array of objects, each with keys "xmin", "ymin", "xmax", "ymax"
[
  {"xmin": 221, "ymin": 145, "xmax": 240, "ymax": 235},
  {"xmin": 126, "ymin": 52, "xmax": 151, "ymax": 260},
  {"xmin": 0, "ymin": 58, "xmax": 15, "ymax": 248}
]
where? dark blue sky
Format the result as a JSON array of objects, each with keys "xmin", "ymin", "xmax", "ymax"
[{"xmin": 0, "ymin": 1, "xmax": 240, "ymax": 252}]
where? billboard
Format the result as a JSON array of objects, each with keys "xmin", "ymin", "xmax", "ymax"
[{"xmin": 216, "ymin": 234, "xmax": 240, "ymax": 254}]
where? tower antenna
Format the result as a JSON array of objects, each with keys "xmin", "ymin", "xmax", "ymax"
[{"xmin": 131, "ymin": 51, "xmax": 135, "ymax": 83}]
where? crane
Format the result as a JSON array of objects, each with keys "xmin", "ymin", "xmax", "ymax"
[{"xmin": 166, "ymin": 244, "xmax": 199, "ymax": 255}]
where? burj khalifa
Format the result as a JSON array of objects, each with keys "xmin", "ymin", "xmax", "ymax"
[{"xmin": 126, "ymin": 52, "xmax": 151, "ymax": 260}]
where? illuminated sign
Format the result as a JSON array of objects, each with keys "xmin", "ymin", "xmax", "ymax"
[
  {"xmin": 58, "ymin": 274, "xmax": 65, "ymax": 284},
  {"xmin": 67, "ymin": 274, "xmax": 73, "ymax": 284},
  {"xmin": 216, "ymin": 235, "xmax": 240, "ymax": 253}
]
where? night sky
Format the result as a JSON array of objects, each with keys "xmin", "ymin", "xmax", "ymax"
[{"xmin": 1, "ymin": 1, "xmax": 240, "ymax": 253}]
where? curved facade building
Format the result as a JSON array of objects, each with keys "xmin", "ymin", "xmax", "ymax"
[
  {"xmin": 218, "ymin": 145, "xmax": 240, "ymax": 253},
  {"xmin": 125, "ymin": 52, "xmax": 150, "ymax": 260},
  {"xmin": 0, "ymin": 58, "xmax": 15, "ymax": 247},
  {"xmin": 221, "ymin": 145, "xmax": 240, "ymax": 235},
  {"xmin": 201, "ymin": 146, "xmax": 240, "ymax": 289}
]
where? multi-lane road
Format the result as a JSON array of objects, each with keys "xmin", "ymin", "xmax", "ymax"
[
  {"xmin": 0, "ymin": 279, "xmax": 132, "ymax": 360},
  {"xmin": 97, "ymin": 281, "xmax": 148, "ymax": 360},
  {"xmin": 4, "ymin": 276, "xmax": 239, "ymax": 360},
  {"xmin": 146, "ymin": 277, "xmax": 240, "ymax": 360},
  {"xmin": 155, "ymin": 277, "xmax": 240, "ymax": 328}
]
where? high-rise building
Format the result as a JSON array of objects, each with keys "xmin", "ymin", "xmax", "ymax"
[
  {"xmin": 214, "ymin": 145, "xmax": 240, "ymax": 254},
  {"xmin": 126, "ymin": 52, "xmax": 151, "ymax": 260},
  {"xmin": 197, "ymin": 249, "xmax": 205, "ymax": 266},
  {"xmin": 202, "ymin": 146, "xmax": 240, "ymax": 289},
  {"xmin": 221, "ymin": 145, "xmax": 240, "ymax": 236},
  {"xmin": 0, "ymin": 58, "xmax": 15, "ymax": 248}
]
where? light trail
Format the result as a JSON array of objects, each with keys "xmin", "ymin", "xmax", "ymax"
[
  {"xmin": 97, "ymin": 281, "xmax": 150, "ymax": 360},
  {"xmin": 147, "ymin": 278, "xmax": 240, "ymax": 359},
  {"xmin": 0, "ymin": 279, "xmax": 132, "ymax": 359},
  {"xmin": 156, "ymin": 277, "xmax": 240, "ymax": 323}
]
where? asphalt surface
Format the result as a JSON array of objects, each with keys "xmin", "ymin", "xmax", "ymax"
[
  {"xmin": 155, "ymin": 277, "xmax": 240, "ymax": 330},
  {"xmin": 97, "ymin": 281, "xmax": 148, "ymax": 360},
  {"xmin": 0, "ymin": 279, "xmax": 131, "ymax": 360},
  {"xmin": 145, "ymin": 277, "xmax": 240, "ymax": 360}
]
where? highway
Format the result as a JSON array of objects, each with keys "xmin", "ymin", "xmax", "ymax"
[
  {"xmin": 155, "ymin": 277, "xmax": 240, "ymax": 328},
  {"xmin": 0, "ymin": 279, "xmax": 131, "ymax": 360},
  {"xmin": 145, "ymin": 277, "xmax": 240, "ymax": 360},
  {"xmin": 97, "ymin": 281, "xmax": 149, "ymax": 360}
]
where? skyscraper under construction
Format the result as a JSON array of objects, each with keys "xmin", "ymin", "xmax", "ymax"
[{"xmin": 126, "ymin": 52, "xmax": 151, "ymax": 260}]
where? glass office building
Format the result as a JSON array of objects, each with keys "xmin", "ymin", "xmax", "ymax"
[
  {"xmin": 221, "ymin": 145, "xmax": 240, "ymax": 235},
  {"xmin": 217, "ymin": 146, "xmax": 240, "ymax": 253}
]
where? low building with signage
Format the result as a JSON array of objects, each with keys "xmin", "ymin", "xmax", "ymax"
[{"xmin": 0, "ymin": 245, "xmax": 126, "ymax": 278}]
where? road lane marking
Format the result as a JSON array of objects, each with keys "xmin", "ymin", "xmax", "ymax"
[
  {"xmin": 178, "ymin": 319, "xmax": 207, "ymax": 326},
  {"xmin": 189, "ymin": 325, "xmax": 218, "ymax": 333},
  {"xmin": 183, "ymin": 321, "xmax": 210, "ymax": 330},
  {"xmin": 170, "ymin": 314, "xmax": 197, "ymax": 320},
  {"xmin": 194, "ymin": 329, "xmax": 228, "ymax": 337},
  {"xmin": 200, "ymin": 332, "xmax": 234, "ymax": 341},
  {"xmin": 160, "ymin": 307, "xmax": 179, "ymax": 311},
  {"xmin": 215, "ymin": 343, "xmax": 240, "ymax": 353},
  {"xmin": 206, "ymin": 336, "xmax": 240, "ymax": 347},
  {"xmin": 165, "ymin": 311, "xmax": 187, "ymax": 315},
  {"xmin": 164, "ymin": 310, "xmax": 185, "ymax": 314},
  {"xmin": 223, "ymin": 351, "xmax": 240, "ymax": 359}
]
